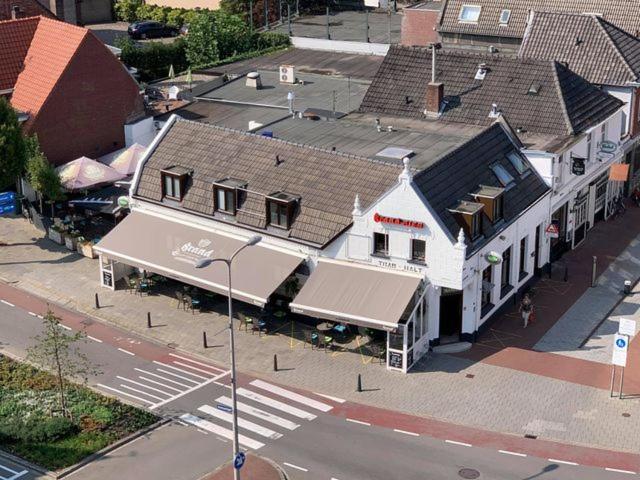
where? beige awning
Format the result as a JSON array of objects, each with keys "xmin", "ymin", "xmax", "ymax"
[
  {"xmin": 290, "ymin": 260, "xmax": 422, "ymax": 332},
  {"xmin": 94, "ymin": 211, "xmax": 305, "ymax": 306}
]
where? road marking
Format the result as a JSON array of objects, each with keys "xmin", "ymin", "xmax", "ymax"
[
  {"xmin": 605, "ymin": 468, "xmax": 637, "ymax": 475},
  {"xmin": 313, "ymin": 392, "xmax": 346, "ymax": 403},
  {"xmin": 345, "ymin": 418, "xmax": 370, "ymax": 426},
  {"xmin": 117, "ymin": 376, "xmax": 174, "ymax": 397},
  {"xmin": 1, "ymin": 300, "xmax": 15, "ymax": 307},
  {"xmin": 197, "ymin": 429, "xmax": 209, "ymax": 435},
  {"xmin": 176, "ymin": 420, "xmax": 189, "ymax": 426},
  {"xmin": 179, "ymin": 414, "xmax": 264, "ymax": 450},
  {"xmin": 153, "ymin": 361, "xmax": 207, "ymax": 380},
  {"xmin": 0, "ymin": 463, "xmax": 28, "ymax": 480},
  {"xmin": 172, "ymin": 360, "xmax": 220, "ymax": 377},
  {"xmin": 198, "ymin": 405, "xmax": 283, "ymax": 439},
  {"xmin": 216, "ymin": 396, "xmax": 299, "ymax": 431},
  {"xmin": 97, "ymin": 383, "xmax": 154, "ymax": 404},
  {"xmin": 134, "ymin": 368, "xmax": 192, "ymax": 389},
  {"xmin": 0, "ymin": 463, "xmax": 20, "ymax": 475},
  {"xmin": 168, "ymin": 353, "xmax": 226, "ymax": 372},
  {"xmin": 87, "ymin": 335, "xmax": 103, "ymax": 343},
  {"xmin": 283, "ymin": 462, "xmax": 308, "ymax": 472},
  {"xmin": 149, "ymin": 372, "xmax": 226, "ymax": 410},
  {"xmin": 394, "ymin": 429, "xmax": 419, "ymax": 437},
  {"xmin": 236, "ymin": 388, "xmax": 316, "ymax": 420},
  {"xmin": 119, "ymin": 384, "xmax": 165, "ymax": 402},
  {"xmin": 499, "ymin": 450, "xmax": 527, "ymax": 457},
  {"xmin": 445, "ymin": 440, "xmax": 472, "ymax": 447},
  {"xmin": 250, "ymin": 379, "xmax": 332, "ymax": 412},
  {"xmin": 36, "ymin": 315, "xmax": 43, "ymax": 319},
  {"xmin": 117, "ymin": 348, "xmax": 135, "ymax": 356},
  {"xmin": 156, "ymin": 368, "xmax": 201, "ymax": 384},
  {"xmin": 27, "ymin": 311, "xmax": 37, "ymax": 316},
  {"xmin": 138, "ymin": 376, "xmax": 183, "ymax": 393},
  {"xmin": 548, "ymin": 459, "xmax": 578, "ymax": 466},
  {"xmin": 60, "ymin": 324, "xmax": 72, "ymax": 331}
]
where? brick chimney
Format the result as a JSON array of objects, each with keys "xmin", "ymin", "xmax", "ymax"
[{"xmin": 425, "ymin": 82, "xmax": 444, "ymax": 117}]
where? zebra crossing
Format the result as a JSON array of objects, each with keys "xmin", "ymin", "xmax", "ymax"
[
  {"xmin": 0, "ymin": 462, "xmax": 28, "ymax": 480},
  {"xmin": 180, "ymin": 379, "xmax": 340, "ymax": 451},
  {"xmin": 97, "ymin": 353, "xmax": 230, "ymax": 409}
]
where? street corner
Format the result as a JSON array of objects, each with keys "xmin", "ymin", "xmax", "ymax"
[{"xmin": 199, "ymin": 454, "xmax": 286, "ymax": 480}]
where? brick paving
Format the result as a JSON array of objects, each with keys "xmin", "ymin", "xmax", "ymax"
[{"xmin": 200, "ymin": 455, "xmax": 284, "ymax": 480}]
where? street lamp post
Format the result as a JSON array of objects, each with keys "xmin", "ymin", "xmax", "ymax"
[{"xmin": 195, "ymin": 235, "xmax": 262, "ymax": 480}]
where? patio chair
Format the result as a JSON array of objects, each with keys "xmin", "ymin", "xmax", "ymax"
[
  {"xmin": 175, "ymin": 291, "xmax": 185, "ymax": 310},
  {"xmin": 319, "ymin": 334, "xmax": 334, "ymax": 353},
  {"xmin": 371, "ymin": 342, "xmax": 386, "ymax": 365},
  {"xmin": 123, "ymin": 275, "xmax": 136, "ymax": 294},
  {"xmin": 237, "ymin": 312, "xmax": 254, "ymax": 332},
  {"xmin": 253, "ymin": 318, "xmax": 268, "ymax": 337},
  {"xmin": 303, "ymin": 330, "xmax": 319, "ymax": 349},
  {"xmin": 190, "ymin": 296, "xmax": 201, "ymax": 314},
  {"xmin": 137, "ymin": 278, "xmax": 150, "ymax": 296}
]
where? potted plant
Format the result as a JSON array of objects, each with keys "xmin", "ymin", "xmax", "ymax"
[
  {"xmin": 48, "ymin": 224, "xmax": 66, "ymax": 245},
  {"xmin": 64, "ymin": 229, "xmax": 81, "ymax": 251},
  {"xmin": 76, "ymin": 237, "xmax": 97, "ymax": 259}
]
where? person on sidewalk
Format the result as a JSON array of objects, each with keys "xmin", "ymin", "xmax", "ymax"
[{"xmin": 519, "ymin": 293, "xmax": 533, "ymax": 328}]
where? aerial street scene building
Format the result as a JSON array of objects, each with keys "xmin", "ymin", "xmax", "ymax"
[{"xmin": 1, "ymin": 1, "xmax": 640, "ymax": 479}]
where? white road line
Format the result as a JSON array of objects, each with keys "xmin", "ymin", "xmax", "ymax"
[
  {"xmin": 1, "ymin": 300, "xmax": 15, "ymax": 307},
  {"xmin": 36, "ymin": 315, "xmax": 43, "ymax": 319},
  {"xmin": 87, "ymin": 335, "xmax": 103, "ymax": 343},
  {"xmin": 345, "ymin": 418, "xmax": 370, "ymax": 426},
  {"xmin": 27, "ymin": 311, "xmax": 37, "ymax": 317},
  {"xmin": 605, "ymin": 468, "xmax": 637, "ymax": 475},
  {"xmin": 117, "ymin": 376, "xmax": 174, "ymax": 397},
  {"xmin": 283, "ymin": 462, "xmax": 308, "ymax": 472},
  {"xmin": 250, "ymin": 379, "xmax": 332, "ymax": 412},
  {"xmin": 216, "ymin": 396, "xmax": 299, "ymax": 431},
  {"xmin": 445, "ymin": 440, "xmax": 472, "ymax": 447},
  {"xmin": 197, "ymin": 429, "xmax": 209, "ymax": 435},
  {"xmin": 117, "ymin": 348, "xmax": 135, "ymax": 356},
  {"xmin": 198, "ymin": 405, "xmax": 283, "ymax": 439},
  {"xmin": 59, "ymin": 324, "xmax": 72, "ymax": 331},
  {"xmin": 153, "ymin": 361, "xmax": 207, "ymax": 380},
  {"xmin": 168, "ymin": 353, "xmax": 226, "ymax": 373},
  {"xmin": 394, "ymin": 429, "xmax": 419, "ymax": 437},
  {"xmin": 149, "ymin": 373, "xmax": 226, "ymax": 410},
  {"xmin": 180, "ymin": 414, "xmax": 264, "ymax": 450},
  {"xmin": 313, "ymin": 392, "xmax": 346, "ymax": 403},
  {"xmin": 134, "ymin": 368, "xmax": 192, "ymax": 389},
  {"xmin": 138, "ymin": 376, "xmax": 183, "ymax": 393},
  {"xmin": 119, "ymin": 384, "xmax": 165, "ymax": 402},
  {"xmin": 176, "ymin": 420, "xmax": 189, "ymax": 426},
  {"xmin": 97, "ymin": 383, "xmax": 154, "ymax": 404},
  {"xmin": 6, "ymin": 470, "xmax": 29, "ymax": 480},
  {"xmin": 236, "ymin": 388, "xmax": 316, "ymax": 420},
  {"xmin": 499, "ymin": 450, "xmax": 527, "ymax": 457},
  {"xmin": 548, "ymin": 459, "xmax": 578, "ymax": 466},
  {"xmin": 0, "ymin": 464, "xmax": 20, "ymax": 475},
  {"xmin": 156, "ymin": 368, "xmax": 201, "ymax": 384},
  {"xmin": 172, "ymin": 361, "xmax": 219, "ymax": 377}
]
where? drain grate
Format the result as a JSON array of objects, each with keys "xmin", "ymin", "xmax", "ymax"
[
  {"xmin": 623, "ymin": 413, "xmax": 631, "ymax": 417},
  {"xmin": 465, "ymin": 374, "xmax": 475, "ymax": 379},
  {"xmin": 524, "ymin": 434, "xmax": 537, "ymax": 439},
  {"xmin": 458, "ymin": 468, "xmax": 480, "ymax": 479}
]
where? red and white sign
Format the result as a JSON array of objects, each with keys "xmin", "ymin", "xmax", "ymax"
[
  {"xmin": 545, "ymin": 223, "xmax": 559, "ymax": 238},
  {"xmin": 374, "ymin": 213, "xmax": 424, "ymax": 229}
]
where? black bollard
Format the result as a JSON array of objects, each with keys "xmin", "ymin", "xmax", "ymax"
[
  {"xmin": 564, "ymin": 265, "xmax": 568, "ymax": 282},
  {"xmin": 357, "ymin": 373, "xmax": 362, "ymax": 393},
  {"xmin": 147, "ymin": 312, "xmax": 152, "ymax": 328},
  {"xmin": 273, "ymin": 354, "xmax": 278, "ymax": 372},
  {"xmin": 203, "ymin": 331, "xmax": 208, "ymax": 349},
  {"xmin": 94, "ymin": 293, "xmax": 100, "ymax": 309}
]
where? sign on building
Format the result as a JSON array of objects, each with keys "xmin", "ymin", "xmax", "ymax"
[
  {"xmin": 571, "ymin": 156, "xmax": 586, "ymax": 175},
  {"xmin": 612, "ymin": 333, "xmax": 628, "ymax": 367},
  {"xmin": 545, "ymin": 223, "xmax": 559, "ymax": 238}
]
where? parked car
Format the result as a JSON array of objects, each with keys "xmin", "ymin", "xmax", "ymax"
[
  {"xmin": 127, "ymin": 21, "xmax": 179, "ymax": 40},
  {"xmin": 179, "ymin": 23, "xmax": 189, "ymax": 36}
]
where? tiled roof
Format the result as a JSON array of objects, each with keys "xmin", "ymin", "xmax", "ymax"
[
  {"xmin": 414, "ymin": 121, "xmax": 549, "ymax": 253},
  {"xmin": 9, "ymin": 16, "xmax": 87, "ymax": 127},
  {"xmin": 359, "ymin": 45, "xmax": 623, "ymax": 136},
  {"xmin": 0, "ymin": 16, "xmax": 38, "ymax": 90},
  {"xmin": 520, "ymin": 12, "xmax": 640, "ymax": 85},
  {"xmin": 0, "ymin": 0, "xmax": 55, "ymax": 21},
  {"xmin": 439, "ymin": 0, "xmax": 640, "ymax": 39},
  {"xmin": 134, "ymin": 118, "xmax": 401, "ymax": 247}
]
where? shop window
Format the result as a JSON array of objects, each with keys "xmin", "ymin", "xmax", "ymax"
[
  {"xmin": 499, "ymin": 9, "xmax": 510, "ymax": 25},
  {"xmin": 481, "ymin": 266, "xmax": 492, "ymax": 307},
  {"xmin": 459, "ymin": 5, "xmax": 481, "ymax": 22},
  {"xmin": 266, "ymin": 192, "xmax": 298, "ymax": 229},
  {"xmin": 411, "ymin": 239, "xmax": 426, "ymax": 263},
  {"xmin": 161, "ymin": 167, "xmax": 190, "ymax": 201},
  {"xmin": 501, "ymin": 246, "xmax": 512, "ymax": 293},
  {"xmin": 519, "ymin": 237, "xmax": 527, "ymax": 278},
  {"xmin": 373, "ymin": 232, "xmax": 389, "ymax": 256}
]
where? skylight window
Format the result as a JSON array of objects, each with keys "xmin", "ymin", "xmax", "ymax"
[
  {"xmin": 499, "ymin": 9, "xmax": 511, "ymax": 25},
  {"xmin": 491, "ymin": 164, "xmax": 515, "ymax": 186},
  {"xmin": 527, "ymin": 82, "xmax": 541, "ymax": 95},
  {"xmin": 459, "ymin": 5, "xmax": 481, "ymax": 23},
  {"xmin": 507, "ymin": 152, "xmax": 529, "ymax": 175}
]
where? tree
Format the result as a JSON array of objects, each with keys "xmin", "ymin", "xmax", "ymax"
[
  {"xmin": 0, "ymin": 97, "xmax": 27, "ymax": 191},
  {"xmin": 27, "ymin": 308, "xmax": 100, "ymax": 418},
  {"xmin": 25, "ymin": 135, "xmax": 64, "ymax": 215},
  {"xmin": 114, "ymin": 0, "xmax": 142, "ymax": 22},
  {"xmin": 213, "ymin": 10, "xmax": 251, "ymax": 58},
  {"xmin": 185, "ymin": 13, "xmax": 220, "ymax": 67}
]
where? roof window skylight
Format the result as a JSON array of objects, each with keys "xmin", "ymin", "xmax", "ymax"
[
  {"xmin": 491, "ymin": 164, "xmax": 514, "ymax": 186},
  {"xmin": 459, "ymin": 5, "xmax": 481, "ymax": 23},
  {"xmin": 507, "ymin": 152, "xmax": 529, "ymax": 175},
  {"xmin": 499, "ymin": 9, "xmax": 511, "ymax": 25}
]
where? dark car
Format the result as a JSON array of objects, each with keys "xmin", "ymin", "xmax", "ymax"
[{"xmin": 127, "ymin": 21, "xmax": 179, "ymax": 40}]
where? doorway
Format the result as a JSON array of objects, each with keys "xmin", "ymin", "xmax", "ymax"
[
  {"xmin": 439, "ymin": 288, "xmax": 463, "ymax": 344},
  {"xmin": 534, "ymin": 225, "xmax": 541, "ymax": 276},
  {"xmin": 573, "ymin": 196, "xmax": 588, "ymax": 247}
]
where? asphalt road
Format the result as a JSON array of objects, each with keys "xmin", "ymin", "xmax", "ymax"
[{"xmin": 0, "ymin": 297, "xmax": 636, "ymax": 480}]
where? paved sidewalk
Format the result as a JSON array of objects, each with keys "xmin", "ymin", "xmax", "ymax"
[
  {"xmin": 1, "ymin": 215, "xmax": 640, "ymax": 454},
  {"xmin": 201, "ymin": 455, "xmax": 284, "ymax": 480}
]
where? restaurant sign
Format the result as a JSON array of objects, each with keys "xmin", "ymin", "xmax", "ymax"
[
  {"xmin": 484, "ymin": 251, "xmax": 503, "ymax": 265},
  {"xmin": 599, "ymin": 141, "xmax": 617, "ymax": 154},
  {"xmin": 172, "ymin": 239, "xmax": 214, "ymax": 264},
  {"xmin": 374, "ymin": 213, "xmax": 424, "ymax": 229},
  {"xmin": 571, "ymin": 156, "xmax": 586, "ymax": 176}
]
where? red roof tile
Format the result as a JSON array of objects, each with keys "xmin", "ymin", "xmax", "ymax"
[{"xmin": 0, "ymin": 16, "xmax": 38, "ymax": 90}]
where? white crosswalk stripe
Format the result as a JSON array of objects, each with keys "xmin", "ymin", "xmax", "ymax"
[
  {"xmin": 249, "ymin": 379, "xmax": 333, "ymax": 412},
  {"xmin": 215, "ymin": 396, "xmax": 300, "ymax": 431},
  {"xmin": 180, "ymin": 414, "xmax": 265, "ymax": 450},
  {"xmin": 0, "ymin": 462, "xmax": 29, "ymax": 480},
  {"xmin": 237, "ymin": 388, "xmax": 317, "ymax": 420},
  {"xmin": 117, "ymin": 376, "xmax": 174, "ymax": 397},
  {"xmin": 153, "ymin": 361, "xmax": 208, "ymax": 381},
  {"xmin": 198, "ymin": 405, "xmax": 282, "ymax": 439}
]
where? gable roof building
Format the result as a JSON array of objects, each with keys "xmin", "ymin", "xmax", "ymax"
[{"xmin": 0, "ymin": 16, "xmax": 144, "ymax": 165}]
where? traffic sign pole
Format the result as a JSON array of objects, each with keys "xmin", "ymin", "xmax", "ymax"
[
  {"xmin": 619, "ymin": 364, "xmax": 626, "ymax": 400},
  {"xmin": 610, "ymin": 365, "xmax": 616, "ymax": 398}
]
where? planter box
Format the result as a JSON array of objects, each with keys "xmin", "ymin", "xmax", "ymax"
[
  {"xmin": 65, "ymin": 235, "xmax": 78, "ymax": 251},
  {"xmin": 77, "ymin": 242, "xmax": 97, "ymax": 259},
  {"xmin": 48, "ymin": 228, "xmax": 65, "ymax": 245}
]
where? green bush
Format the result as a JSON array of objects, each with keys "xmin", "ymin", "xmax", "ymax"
[
  {"xmin": 166, "ymin": 8, "xmax": 186, "ymax": 27},
  {"xmin": 149, "ymin": 6, "xmax": 171, "ymax": 23},
  {"xmin": 253, "ymin": 31, "xmax": 290, "ymax": 50},
  {"xmin": 185, "ymin": 13, "xmax": 219, "ymax": 67},
  {"xmin": 114, "ymin": 0, "xmax": 142, "ymax": 22},
  {"xmin": 135, "ymin": 3, "xmax": 155, "ymax": 21},
  {"xmin": 117, "ymin": 37, "xmax": 188, "ymax": 81}
]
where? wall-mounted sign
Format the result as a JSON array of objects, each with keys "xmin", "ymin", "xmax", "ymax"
[
  {"xmin": 374, "ymin": 213, "xmax": 424, "ymax": 229},
  {"xmin": 571, "ymin": 156, "xmax": 586, "ymax": 176},
  {"xmin": 117, "ymin": 196, "xmax": 129, "ymax": 208},
  {"xmin": 484, "ymin": 251, "xmax": 503, "ymax": 265},
  {"xmin": 388, "ymin": 351, "xmax": 403, "ymax": 369},
  {"xmin": 599, "ymin": 141, "xmax": 617, "ymax": 154},
  {"xmin": 545, "ymin": 223, "xmax": 559, "ymax": 239}
]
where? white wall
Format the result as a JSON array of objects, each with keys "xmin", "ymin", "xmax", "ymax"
[
  {"xmin": 125, "ymin": 117, "xmax": 158, "ymax": 147},
  {"xmin": 291, "ymin": 38, "xmax": 390, "ymax": 56},
  {"xmin": 604, "ymin": 86, "xmax": 633, "ymax": 138}
]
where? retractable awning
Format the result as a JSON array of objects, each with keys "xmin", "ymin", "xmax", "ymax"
[
  {"xmin": 94, "ymin": 211, "xmax": 305, "ymax": 306},
  {"xmin": 290, "ymin": 260, "xmax": 422, "ymax": 332}
]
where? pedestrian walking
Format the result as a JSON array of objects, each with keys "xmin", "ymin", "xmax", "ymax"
[{"xmin": 519, "ymin": 293, "xmax": 533, "ymax": 328}]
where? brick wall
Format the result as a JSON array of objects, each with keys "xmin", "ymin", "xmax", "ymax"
[
  {"xmin": 401, "ymin": 7, "xmax": 439, "ymax": 46},
  {"xmin": 0, "ymin": 0, "xmax": 55, "ymax": 20}
]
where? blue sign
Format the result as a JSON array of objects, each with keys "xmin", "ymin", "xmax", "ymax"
[
  {"xmin": 234, "ymin": 452, "xmax": 246, "ymax": 470},
  {"xmin": 0, "ymin": 191, "xmax": 15, "ymax": 205},
  {"xmin": 616, "ymin": 338, "xmax": 627, "ymax": 348},
  {"xmin": 0, "ymin": 204, "xmax": 16, "ymax": 215},
  {"xmin": 216, "ymin": 404, "xmax": 232, "ymax": 413}
]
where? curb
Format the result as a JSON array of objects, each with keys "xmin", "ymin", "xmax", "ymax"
[{"xmin": 198, "ymin": 454, "xmax": 288, "ymax": 480}]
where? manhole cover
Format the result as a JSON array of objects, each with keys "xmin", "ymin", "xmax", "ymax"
[{"xmin": 458, "ymin": 468, "xmax": 480, "ymax": 479}]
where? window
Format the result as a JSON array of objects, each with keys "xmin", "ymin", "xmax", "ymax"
[
  {"xmin": 470, "ymin": 212, "xmax": 482, "ymax": 239},
  {"xmin": 459, "ymin": 5, "xmax": 481, "ymax": 22},
  {"xmin": 491, "ymin": 164, "xmax": 515, "ymax": 187},
  {"xmin": 507, "ymin": 152, "xmax": 528, "ymax": 175},
  {"xmin": 161, "ymin": 168, "xmax": 189, "ymax": 201},
  {"xmin": 600, "ymin": 123, "xmax": 606, "ymax": 145},
  {"xmin": 411, "ymin": 239, "xmax": 426, "ymax": 263},
  {"xmin": 499, "ymin": 9, "xmax": 510, "ymax": 24},
  {"xmin": 215, "ymin": 187, "xmax": 236, "ymax": 214},
  {"xmin": 493, "ymin": 195, "xmax": 504, "ymax": 221},
  {"xmin": 267, "ymin": 192, "xmax": 298, "ymax": 229},
  {"xmin": 587, "ymin": 133, "xmax": 593, "ymax": 161},
  {"xmin": 519, "ymin": 237, "xmax": 527, "ymax": 276},
  {"xmin": 481, "ymin": 265, "xmax": 492, "ymax": 307},
  {"xmin": 373, "ymin": 232, "xmax": 389, "ymax": 256},
  {"xmin": 501, "ymin": 247, "xmax": 511, "ymax": 290}
]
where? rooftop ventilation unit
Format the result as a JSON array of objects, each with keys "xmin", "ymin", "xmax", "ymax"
[
  {"xmin": 475, "ymin": 63, "xmax": 488, "ymax": 80},
  {"xmin": 279, "ymin": 65, "xmax": 295, "ymax": 84},
  {"xmin": 488, "ymin": 103, "xmax": 500, "ymax": 118},
  {"xmin": 375, "ymin": 147, "xmax": 415, "ymax": 160}
]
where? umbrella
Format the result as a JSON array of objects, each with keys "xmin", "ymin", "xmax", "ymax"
[
  {"xmin": 168, "ymin": 64, "xmax": 175, "ymax": 79},
  {"xmin": 186, "ymin": 67, "xmax": 192, "ymax": 90},
  {"xmin": 98, "ymin": 144, "xmax": 147, "ymax": 176},
  {"xmin": 56, "ymin": 157, "xmax": 125, "ymax": 191}
]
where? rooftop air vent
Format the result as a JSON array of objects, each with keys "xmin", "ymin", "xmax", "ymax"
[
  {"xmin": 488, "ymin": 103, "xmax": 500, "ymax": 118},
  {"xmin": 246, "ymin": 71, "xmax": 262, "ymax": 89},
  {"xmin": 475, "ymin": 63, "xmax": 488, "ymax": 80},
  {"xmin": 527, "ymin": 82, "xmax": 541, "ymax": 95}
]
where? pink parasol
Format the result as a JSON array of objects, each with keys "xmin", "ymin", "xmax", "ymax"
[
  {"xmin": 98, "ymin": 143, "xmax": 147, "ymax": 176},
  {"xmin": 56, "ymin": 156, "xmax": 126, "ymax": 191}
]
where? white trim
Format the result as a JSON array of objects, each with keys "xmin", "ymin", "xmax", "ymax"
[{"xmin": 288, "ymin": 302, "xmax": 398, "ymax": 331}]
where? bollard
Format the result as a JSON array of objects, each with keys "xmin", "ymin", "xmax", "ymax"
[
  {"xmin": 564, "ymin": 265, "xmax": 569, "ymax": 282},
  {"xmin": 273, "ymin": 354, "xmax": 278, "ymax": 372},
  {"xmin": 624, "ymin": 280, "xmax": 632, "ymax": 295},
  {"xmin": 203, "ymin": 331, "xmax": 208, "ymax": 349},
  {"xmin": 147, "ymin": 312, "xmax": 152, "ymax": 328},
  {"xmin": 357, "ymin": 373, "xmax": 362, "ymax": 393},
  {"xmin": 591, "ymin": 256, "xmax": 597, "ymax": 287},
  {"xmin": 94, "ymin": 293, "xmax": 100, "ymax": 309}
]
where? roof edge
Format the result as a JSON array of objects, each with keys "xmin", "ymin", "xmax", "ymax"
[
  {"xmin": 594, "ymin": 16, "xmax": 640, "ymax": 81},
  {"xmin": 550, "ymin": 61, "xmax": 576, "ymax": 136}
]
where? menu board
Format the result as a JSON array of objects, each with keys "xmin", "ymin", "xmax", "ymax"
[
  {"xmin": 388, "ymin": 351, "xmax": 403, "ymax": 369},
  {"xmin": 102, "ymin": 270, "xmax": 113, "ymax": 288}
]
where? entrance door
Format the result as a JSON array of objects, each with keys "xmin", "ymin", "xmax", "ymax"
[
  {"xmin": 534, "ymin": 225, "xmax": 541, "ymax": 276},
  {"xmin": 573, "ymin": 197, "xmax": 588, "ymax": 247},
  {"xmin": 439, "ymin": 288, "xmax": 462, "ymax": 343},
  {"xmin": 594, "ymin": 174, "xmax": 608, "ymax": 222}
]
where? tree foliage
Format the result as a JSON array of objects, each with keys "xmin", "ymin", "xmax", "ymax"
[
  {"xmin": 0, "ymin": 97, "xmax": 27, "ymax": 190},
  {"xmin": 113, "ymin": 0, "xmax": 142, "ymax": 22},
  {"xmin": 185, "ymin": 13, "xmax": 220, "ymax": 67},
  {"xmin": 25, "ymin": 136, "xmax": 64, "ymax": 205}
]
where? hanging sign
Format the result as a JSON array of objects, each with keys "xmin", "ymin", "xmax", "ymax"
[
  {"xmin": 571, "ymin": 156, "xmax": 586, "ymax": 176},
  {"xmin": 374, "ymin": 213, "xmax": 424, "ymax": 229},
  {"xmin": 545, "ymin": 223, "xmax": 559, "ymax": 238},
  {"xmin": 599, "ymin": 141, "xmax": 617, "ymax": 154},
  {"xmin": 612, "ymin": 333, "xmax": 628, "ymax": 367},
  {"xmin": 484, "ymin": 251, "xmax": 503, "ymax": 265}
]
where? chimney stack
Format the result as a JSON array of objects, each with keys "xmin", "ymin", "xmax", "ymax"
[
  {"xmin": 425, "ymin": 82, "xmax": 444, "ymax": 117},
  {"xmin": 11, "ymin": 5, "xmax": 21, "ymax": 19}
]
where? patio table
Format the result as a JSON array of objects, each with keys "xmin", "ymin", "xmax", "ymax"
[{"xmin": 317, "ymin": 322, "xmax": 334, "ymax": 333}]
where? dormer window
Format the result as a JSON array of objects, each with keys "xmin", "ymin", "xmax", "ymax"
[
  {"xmin": 472, "ymin": 185, "xmax": 504, "ymax": 224},
  {"xmin": 161, "ymin": 166, "xmax": 190, "ymax": 201},
  {"xmin": 450, "ymin": 201, "xmax": 484, "ymax": 241},
  {"xmin": 214, "ymin": 178, "xmax": 246, "ymax": 215},
  {"xmin": 459, "ymin": 5, "xmax": 481, "ymax": 23},
  {"xmin": 267, "ymin": 191, "xmax": 299, "ymax": 230}
]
